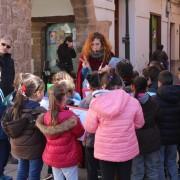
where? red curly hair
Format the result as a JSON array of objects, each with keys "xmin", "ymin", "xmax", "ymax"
[{"xmin": 82, "ymin": 32, "xmax": 112, "ymax": 63}]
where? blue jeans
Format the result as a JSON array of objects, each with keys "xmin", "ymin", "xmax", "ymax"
[
  {"xmin": 159, "ymin": 145, "xmax": 178, "ymax": 180},
  {"xmin": 52, "ymin": 165, "xmax": 78, "ymax": 180},
  {"xmin": 131, "ymin": 150, "xmax": 160, "ymax": 180},
  {"xmin": 16, "ymin": 158, "xmax": 43, "ymax": 180}
]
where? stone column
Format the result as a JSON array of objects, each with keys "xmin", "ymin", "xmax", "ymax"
[
  {"xmin": 0, "ymin": 0, "xmax": 32, "ymax": 73},
  {"xmin": 70, "ymin": 0, "xmax": 112, "ymax": 53}
]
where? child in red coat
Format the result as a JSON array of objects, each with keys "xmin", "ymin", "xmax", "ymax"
[{"xmin": 42, "ymin": 84, "xmax": 84, "ymax": 180}]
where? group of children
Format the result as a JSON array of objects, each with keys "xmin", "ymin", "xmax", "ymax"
[{"xmin": 0, "ymin": 61, "xmax": 180, "ymax": 180}]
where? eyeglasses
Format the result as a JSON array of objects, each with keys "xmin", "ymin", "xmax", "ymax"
[{"xmin": 1, "ymin": 43, "xmax": 11, "ymax": 49}]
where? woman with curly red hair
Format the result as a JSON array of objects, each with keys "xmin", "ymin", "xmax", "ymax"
[{"xmin": 76, "ymin": 32, "xmax": 114, "ymax": 96}]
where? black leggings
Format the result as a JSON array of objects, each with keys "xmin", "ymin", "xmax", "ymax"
[
  {"xmin": 99, "ymin": 159, "xmax": 132, "ymax": 180},
  {"xmin": 85, "ymin": 147, "xmax": 99, "ymax": 180}
]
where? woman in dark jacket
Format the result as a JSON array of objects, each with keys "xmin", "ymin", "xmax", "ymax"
[
  {"xmin": 0, "ymin": 36, "xmax": 15, "ymax": 97},
  {"xmin": 131, "ymin": 77, "xmax": 161, "ymax": 180},
  {"xmin": 57, "ymin": 36, "xmax": 76, "ymax": 74}
]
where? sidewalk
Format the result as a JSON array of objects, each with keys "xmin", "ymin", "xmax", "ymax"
[{"xmin": 5, "ymin": 162, "xmax": 87, "ymax": 180}]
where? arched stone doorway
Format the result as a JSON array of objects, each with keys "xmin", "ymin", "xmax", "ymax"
[
  {"xmin": 31, "ymin": 0, "xmax": 112, "ymax": 76},
  {"xmin": 70, "ymin": 0, "xmax": 111, "ymax": 51},
  {"xmin": 71, "ymin": 0, "xmax": 111, "ymax": 50}
]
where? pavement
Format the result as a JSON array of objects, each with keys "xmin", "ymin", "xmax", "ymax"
[
  {"xmin": 5, "ymin": 162, "xmax": 87, "ymax": 180},
  {"xmin": 4, "ymin": 160, "xmax": 180, "ymax": 180}
]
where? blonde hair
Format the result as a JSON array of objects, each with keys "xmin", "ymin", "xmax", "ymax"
[
  {"xmin": 60, "ymin": 80, "xmax": 75, "ymax": 91},
  {"xmin": 48, "ymin": 84, "xmax": 66, "ymax": 126},
  {"xmin": 52, "ymin": 71, "xmax": 73, "ymax": 84}
]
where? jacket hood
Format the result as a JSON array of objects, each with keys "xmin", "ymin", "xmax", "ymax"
[
  {"xmin": 90, "ymin": 89, "xmax": 131, "ymax": 118},
  {"xmin": 36, "ymin": 117, "xmax": 77, "ymax": 136},
  {"xmin": 157, "ymin": 85, "xmax": 180, "ymax": 104}
]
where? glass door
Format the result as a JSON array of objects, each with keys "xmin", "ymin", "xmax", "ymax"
[
  {"xmin": 149, "ymin": 14, "xmax": 161, "ymax": 57},
  {"xmin": 46, "ymin": 23, "xmax": 76, "ymax": 74}
]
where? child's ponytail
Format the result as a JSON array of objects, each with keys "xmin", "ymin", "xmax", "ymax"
[{"xmin": 48, "ymin": 84, "xmax": 67, "ymax": 126}]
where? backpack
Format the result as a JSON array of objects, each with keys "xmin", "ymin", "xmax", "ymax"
[{"xmin": 1, "ymin": 106, "xmax": 46, "ymax": 138}]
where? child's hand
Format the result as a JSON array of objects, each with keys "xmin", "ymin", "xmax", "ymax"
[{"xmin": 99, "ymin": 65, "xmax": 111, "ymax": 74}]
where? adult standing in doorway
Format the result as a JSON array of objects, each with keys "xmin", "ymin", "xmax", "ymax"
[
  {"xmin": 0, "ymin": 36, "xmax": 15, "ymax": 97},
  {"xmin": 57, "ymin": 36, "xmax": 76, "ymax": 76},
  {"xmin": 150, "ymin": 44, "xmax": 169, "ymax": 70}
]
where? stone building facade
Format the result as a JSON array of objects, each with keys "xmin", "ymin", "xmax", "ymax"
[
  {"xmin": 118, "ymin": 0, "xmax": 180, "ymax": 74},
  {"xmin": 31, "ymin": 0, "xmax": 114, "ymax": 76},
  {"xmin": 0, "ymin": 0, "xmax": 180, "ymax": 76}
]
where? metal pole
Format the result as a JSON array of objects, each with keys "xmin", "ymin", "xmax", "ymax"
[{"xmin": 125, "ymin": 0, "xmax": 130, "ymax": 60}]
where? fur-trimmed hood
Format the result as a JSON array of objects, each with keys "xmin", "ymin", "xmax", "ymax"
[{"xmin": 36, "ymin": 114, "xmax": 77, "ymax": 136}]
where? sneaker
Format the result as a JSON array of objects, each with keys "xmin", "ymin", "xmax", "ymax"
[
  {"xmin": 42, "ymin": 174, "xmax": 53, "ymax": 180},
  {"xmin": 0, "ymin": 175, "xmax": 13, "ymax": 180}
]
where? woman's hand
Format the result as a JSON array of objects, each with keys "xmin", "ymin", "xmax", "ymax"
[{"xmin": 80, "ymin": 55, "xmax": 90, "ymax": 68}]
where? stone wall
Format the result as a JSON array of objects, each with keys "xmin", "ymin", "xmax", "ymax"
[{"xmin": 0, "ymin": 0, "xmax": 31, "ymax": 73}]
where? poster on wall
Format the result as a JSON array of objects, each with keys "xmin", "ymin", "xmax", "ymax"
[{"xmin": 49, "ymin": 31, "xmax": 57, "ymax": 45}]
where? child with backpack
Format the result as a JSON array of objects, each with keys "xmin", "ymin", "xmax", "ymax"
[
  {"xmin": 1, "ymin": 73, "xmax": 46, "ymax": 180},
  {"xmin": 40, "ymin": 83, "xmax": 84, "ymax": 180},
  {"xmin": 131, "ymin": 77, "xmax": 161, "ymax": 180}
]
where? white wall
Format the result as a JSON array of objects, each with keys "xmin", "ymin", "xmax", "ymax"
[
  {"xmin": 171, "ymin": 3, "xmax": 180, "ymax": 60},
  {"xmin": 94, "ymin": 0, "xmax": 115, "ymax": 51},
  {"xmin": 119, "ymin": 0, "xmax": 180, "ymax": 73},
  {"xmin": 134, "ymin": 0, "xmax": 168, "ymax": 73},
  {"xmin": 31, "ymin": 0, "xmax": 73, "ymax": 17},
  {"xmin": 119, "ymin": 0, "xmax": 126, "ymax": 59}
]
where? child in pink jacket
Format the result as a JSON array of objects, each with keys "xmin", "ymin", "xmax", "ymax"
[{"xmin": 84, "ymin": 84, "xmax": 144, "ymax": 180}]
